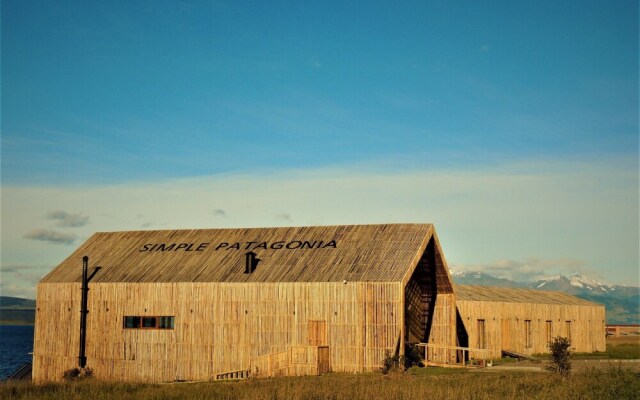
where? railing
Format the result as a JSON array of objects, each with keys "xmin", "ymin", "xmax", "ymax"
[
  {"xmin": 215, "ymin": 369, "xmax": 249, "ymax": 380},
  {"xmin": 416, "ymin": 343, "xmax": 491, "ymax": 367}
]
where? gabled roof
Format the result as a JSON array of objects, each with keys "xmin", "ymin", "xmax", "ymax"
[
  {"xmin": 454, "ymin": 284, "xmax": 602, "ymax": 306},
  {"xmin": 41, "ymin": 224, "xmax": 438, "ymax": 284}
]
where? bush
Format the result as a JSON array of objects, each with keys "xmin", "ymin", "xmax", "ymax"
[
  {"xmin": 546, "ymin": 336, "xmax": 572, "ymax": 377},
  {"xmin": 63, "ymin": 367, "xmax": 93, "ymax": 381},
  {"xmin": 403, "ymin": 344, "xmax": 424, "ymax": 368},
  {"xmin": 381, "ymin": 344, "xmax": 424, "ymax": 374},
  {"xmin": 381, "ymin": 351, "xmax": 400, "ymax": 374}
]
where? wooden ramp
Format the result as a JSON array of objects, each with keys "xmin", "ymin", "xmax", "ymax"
[
  {"xmin": 250, "ymin": 346, "xmax": 330, "ymax": 378},
  {"xmin": 5, "ymin": 363, "xmax": 32, "ymax": 381},
  {"xmin": 502, "ymin": 349, "xmax": 538, "ymax": 361},
  {"xmin": 417, "ymin": 343, "xmax": 491, "ymax": 367}
]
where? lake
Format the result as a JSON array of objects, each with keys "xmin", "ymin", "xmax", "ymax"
[{"xmin": 0, "ymin": 325, "xmax": 34, "ymax": 380}]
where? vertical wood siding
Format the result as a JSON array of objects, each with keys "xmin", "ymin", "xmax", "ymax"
[
  {"xmin": 456, "ymin": 300, "xmax": 606, "ymax": 358},
  {"xmin": 33, "ymin": 281, "xmax": 402, "ymax": 382}
]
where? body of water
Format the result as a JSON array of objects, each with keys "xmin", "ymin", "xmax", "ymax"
[{"xmin": 0, "ymin": 324, "xmax": 34, "ymax": 380}]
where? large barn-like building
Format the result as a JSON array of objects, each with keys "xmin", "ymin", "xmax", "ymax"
[{"xmin": 32, "ymin": 224, "xmax": 605, "ymax": 382}]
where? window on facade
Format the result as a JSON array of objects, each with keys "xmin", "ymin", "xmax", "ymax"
[
  {"xmin": 565, "ymin": 321, "xmax": 572, "ymax": 341},
  {"xmin": 124, "ymin": 316, "xmax": 141, "ymax": 328},
  {"xmin": 123, "ymin": 316, "xmax": 174, "ymax": 330},
  {"xmin": 159, "ymin": 316, "xmax": 175, "ymax": 329},
  {"xmin": 525, "ymin": 320, "xmax": 532, "ymax": 348},
  {"xmin": 546, "ymin": 321, "xmax": 553, "ymax": 343},
  {"xmin": 477, "ymin": 319, "xmax": 486, "ymax": 349}
]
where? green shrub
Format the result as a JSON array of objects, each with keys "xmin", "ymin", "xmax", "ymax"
[
  {"xmin": 546, "ymin": 336, "xmax": 572, "ymax": 377},
  {"xmin": 381, "ymin": 351, "xmax": 400, "ymax": 374},
  {"xmin": 381, "ymin": 344, "xmax": 424, "ymax": 374},
  {"xmin": 403, "ymin": 344, "xmax": 424, "ymax": 368}
]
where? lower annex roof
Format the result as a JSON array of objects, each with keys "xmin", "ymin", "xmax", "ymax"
[{"xmin": 454, "ymin": 284, "xmax": 602, "ymax": 307}]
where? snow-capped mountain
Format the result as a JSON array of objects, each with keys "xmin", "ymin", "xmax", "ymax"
[
  {"xmin": 530, "ymin": 274, "xmax": 614, "ymax": 295},
  {"xmin": 451, "ymin": 271, "xmax": 639, "ymax": 324}
]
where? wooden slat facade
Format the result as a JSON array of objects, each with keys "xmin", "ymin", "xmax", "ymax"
[
  {"xmin": 455, "ymin": 285, "xmax": 606, "ymax": 358},
  {"xmin": 33, "ymin": 281, "xmax": 407, "ymax": 381}
]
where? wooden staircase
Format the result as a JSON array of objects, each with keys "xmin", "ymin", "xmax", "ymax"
[{"xmin": 215, "ymin": 369, "xmax": 249, "ymax": 380}]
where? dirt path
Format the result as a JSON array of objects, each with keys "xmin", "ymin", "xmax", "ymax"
[{"xmin": 474, "ymin": 359, "xmax": 640, "ymax": 373}]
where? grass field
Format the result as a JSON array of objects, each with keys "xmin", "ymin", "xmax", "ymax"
[
  {"xmin": 2, "ymin": 366, "xmax": 639, "ymax": 400},
  {"xmin": 608, "ymin": 336, "xmax": 640, "ymax": 345},
  {"xmin": 568, "ymin": 336, "xmax": 640, "ymax": 360},
  {"xmin": 531, "ymin": 336, "xmax": 640, "ymax": 361},
  {"xmin": 605, "ymin": 336, "xmax": 640, "ymax": 359},
  {"xmin": 3, "ymin": 337, "xmax": 637, "ymax": 399}
]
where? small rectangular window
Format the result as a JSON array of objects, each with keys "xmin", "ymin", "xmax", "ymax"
[
  {"xmin": 123, "ymin": 316, "xmax": 174, "ymax": 330},
  {"xmin": 525, "ymin": 320, "xmax": 532, "ymax": 348},
  {"xmin": 159, "ymin": 316, "xmax": 175, "ymax": 329},
  {"xmin": 546, "ymin": 321, "xmax": 553, "ymax": 343},
  {"xmin": 142, "ymin": 317, "xmax": 157, "ymax": 328},
  {"xmin": 124, "ymin": 316, "xmax": 140, "ymax": 328},
  {"xmin": 565, "ymin": 321, "xmax": 572, "ymax": 341}
]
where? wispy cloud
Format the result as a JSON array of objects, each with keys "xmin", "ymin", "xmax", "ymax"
[
  {"xmin": 23, "ymin": 229, "xmax": 77, "ymax": 245},
  {"xmin": 450, "ymin": 257, "xmax": 602, "ymax": 283},
  {"xmin": 2, "ymin": 157, "xmax": 637, "ymax": 294},
  {"xmin": 212, "ymin": 209, "xmax": 227, "ymax": 217},
  {"xmin": 46, "ymin": 210, "xmax": 89, "ymax": 227},
  {"xmin": 275, "ymin": 213, "xmax": 292, "ymax": 222},
  {"xmin": 310, "ymin": 59, "xmax": 322, "ymax": 69},
  {"xmin": 0, "ymin": 265, "xmax": 51, "ymax": 298}
]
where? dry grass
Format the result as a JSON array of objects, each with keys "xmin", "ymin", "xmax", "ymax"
[
  {"xmin": 604, "ymin": 337, "xmax": 639, "ymax": 359},
  {"xmin": 608, "ymin": 336, "xmax": 640, "ymax": 346},
  {"xmin": 2, "ymin": 367, "xmax": 639, "ymax": 400}
]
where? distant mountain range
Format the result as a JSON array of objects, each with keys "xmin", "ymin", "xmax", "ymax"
[
  {"xmin": 451, "ymin": 271, "xmax": 640, "ymax": 324},
  {"xmin": 0, "ymin": 296, "xmax": 36, "ymax": 324},
  {"xmin": 1, "ymin": 273, "xmax": 638, "ymax": 324}
]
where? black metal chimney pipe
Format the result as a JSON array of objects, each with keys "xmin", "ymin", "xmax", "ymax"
[
  {"xmin": 244, "ymin": 251, "xmax": 260, "ymax": 274},
  {"xmin": 78, "ymin": 256, "xmax": 89, "ymax": 368},
  {"xmin": 78, "ymin": 256, "xmax": 100, "ymax": 369}
]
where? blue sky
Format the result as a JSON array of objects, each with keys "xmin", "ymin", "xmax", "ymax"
[{"xmin": 1, "ymin": 0, "xmax": 638, "ymax": 297}]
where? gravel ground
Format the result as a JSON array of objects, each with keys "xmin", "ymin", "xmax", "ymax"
[{"xmin": 475, "ymin": 359, "xmax": 640, "ymax": 373}]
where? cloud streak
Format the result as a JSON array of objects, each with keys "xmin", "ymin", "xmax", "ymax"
[
  {"xmin": 23, "ymin": 229, "xmax": 77, "ymax": 245},
  {"xmin": 450, "ymin": 257, "xmax": 604, "ymax": 283},
  {"xmin": 2, "ymin": 157, "xmax": 637, "ymax": 293},
  {"xmin": 46, "ymin": 210, "xmax": 89, "ymax": 227},
  {"xmin": 275, "ymin": 213, "xmax": 292, "ymax": 222},
  {"xmin": 0, "ymin": 265, "xmax": 52, "ymax": 298}
]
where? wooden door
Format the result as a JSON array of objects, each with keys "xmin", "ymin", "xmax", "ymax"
[{"xmin": 317, "ymin": 346, "xmax": 330, "ymax": 375}]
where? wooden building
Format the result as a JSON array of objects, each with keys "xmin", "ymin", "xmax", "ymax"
[
  {"xmin": 606, "ymin": 324, "xmax": 640, "ymax": 337},
  {"xmin": 32, "ymin": 223, "xmax": 606, "ymax": 382},
  {"xmin": 33, "ymin": 224, "xmax": 457, "ymax": 382},
  {"xmin": 455, "ymin": 285, "xmax": 606, "ymax": 359}
]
